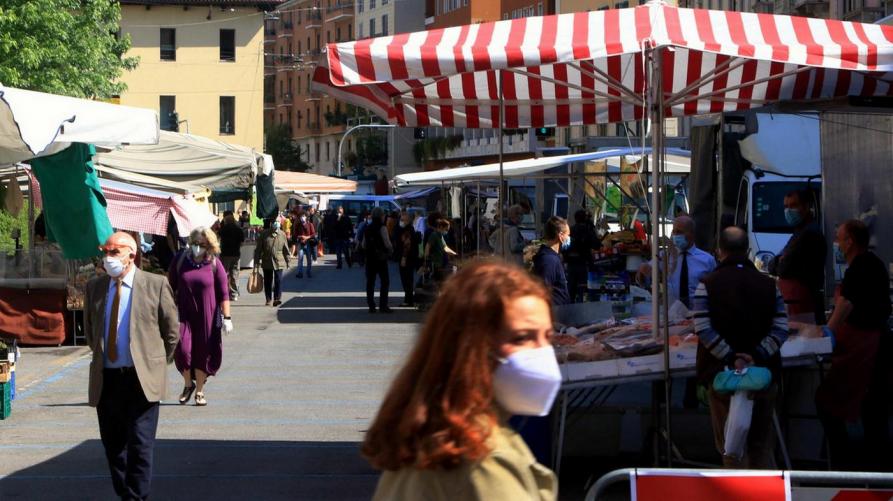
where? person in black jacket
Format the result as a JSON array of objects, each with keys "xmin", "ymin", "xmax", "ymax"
[
  {"xmin": 363, "ymin": 208, "xmax": 394, "ymax": 313},
  {"xmin": 691, "ymin": 227, "xmax": 789, "ymax": 468},
  {"xmin": 394, "ymin": 211, "xmax": 422, "ymax": 306},
  {"xmin": 331, "ymin": 206, "xmax": 355, "ymax": 269},
  {"xmin": 322, "ymin": 209, "xmax": 339, "ymax": 254},
  {"xmin": 218, "ymin": 211, "xmax": 245, "ymax": 301},
  {"xmin": 532, "ymin": 216, "xmax": 571, "ymax": 306},
  {"xmin": 564, "ymin": 209, "xmax": 602, "ymax": 303}
]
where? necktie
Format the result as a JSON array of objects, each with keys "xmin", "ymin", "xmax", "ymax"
[
  {"xmin": 107, "ymin": 280, "xmax": 122, "ymax": 363},
  {"xmin": 679, "ymin": 251, "xmax": 690, "ymax": 308}
]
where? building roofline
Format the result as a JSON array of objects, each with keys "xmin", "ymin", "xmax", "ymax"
[{"xmin": 121, "ymin": 1, "xmax": 285, "ymax": 9}]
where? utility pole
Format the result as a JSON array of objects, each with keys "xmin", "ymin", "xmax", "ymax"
[{"xmin": 337, "ymin": 124, "xmax": 395, "ymax": 177}]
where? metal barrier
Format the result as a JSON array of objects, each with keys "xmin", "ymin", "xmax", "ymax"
[{"xmin": 585, "ymin": 468, "xmax": 893, "ymax": 501}]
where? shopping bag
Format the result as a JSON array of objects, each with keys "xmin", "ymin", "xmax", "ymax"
[
  {"xmin": 247, "ymin": 268, "xmax": 264, "ymax": 294},
  {"xmin": 713, "ymin": 366, "xmax": 772, "ymax": 394},
  {"xmin": 723, "ymin": 391, "xmax": 754, "ymax": 460}
]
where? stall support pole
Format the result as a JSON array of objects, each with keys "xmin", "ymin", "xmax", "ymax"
[
  {"xmin": 476, "ymin": 181, "xmax": 482, "ymax": 255},
  {"xmin": 498, "ymin": 70, "xmax": 506, "ymax": 258},
  {"xmin": 648, "ymin": 46, "xmax": 673, "ymax": 467}
]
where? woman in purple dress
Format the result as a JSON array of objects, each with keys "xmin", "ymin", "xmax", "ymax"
[{"xmin": 168, "ymin": 227, "xmax": 233, "ymax": 406}]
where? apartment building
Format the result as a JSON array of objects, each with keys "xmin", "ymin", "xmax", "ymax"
[
  {"xmin": 119, "ymin": 1, "xmax": 282, "ymax": 151},
  {"xmin": 425, "ymin": 0, "xmax": 555, "ymax": 29}
]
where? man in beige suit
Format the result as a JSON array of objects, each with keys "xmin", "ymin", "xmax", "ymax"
[{"xmin": 85, "ymin": 232, "xmax": 179, "ymax": 500}]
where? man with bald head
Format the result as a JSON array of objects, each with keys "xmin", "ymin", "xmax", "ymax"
[
  {"xmin": 637, "ymin": 214, "xmax": 716, "ymax": 309},
  {"xmin": 86, "ymin": 232, "xmax": 180, "ymax": 500},
  {"xmin": 692, "ymin": 227, "xmax": 790, "ymax": 468}
]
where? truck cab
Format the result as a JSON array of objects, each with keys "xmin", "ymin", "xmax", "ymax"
[{"xmin": 732, "ymin": 113, "xmax": 822, "ymax": 271}]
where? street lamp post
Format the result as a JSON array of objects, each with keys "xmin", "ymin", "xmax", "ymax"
[{"xmin": 337, "ymin": 124, "xmax": 395, "ymax": 177}]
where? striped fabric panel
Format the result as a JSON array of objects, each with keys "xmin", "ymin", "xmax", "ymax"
[{"xmin": 311, "ymin": 3, "xmax": 893, "ymax": 128}]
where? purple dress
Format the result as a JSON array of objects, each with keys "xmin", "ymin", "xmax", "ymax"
[{"xmin": 168, "ymin": 254, "xmax": 227, "ymax": 376}]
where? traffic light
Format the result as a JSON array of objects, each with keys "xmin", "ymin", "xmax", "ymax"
[
  {"xmin": 535, "ymin": 127, "xmax": 555, "ymax": 138},
  {"xmin": 414, "ymin": 127, "xmax": 427, "ymax": 139}
]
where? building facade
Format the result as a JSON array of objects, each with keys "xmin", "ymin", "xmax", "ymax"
[{"xmin": 119, "ymin": 1, "xmax": 280, "ymax": 151}]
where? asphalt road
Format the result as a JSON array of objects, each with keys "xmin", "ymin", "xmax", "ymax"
[{"xmin": 0, "ymin": 256, "xmax": 422, "ymax": 500}]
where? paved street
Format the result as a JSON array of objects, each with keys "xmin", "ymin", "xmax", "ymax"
[{"xmin": 0, "ymin": 256, "xmax": 422, "ymax": 500}]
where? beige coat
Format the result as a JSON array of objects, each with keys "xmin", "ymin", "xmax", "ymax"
[
  {"xmin": 372, "ymin": 423, "xmax": 557, "ymax": 501},
  {"xmin": 254, "ymin": 229, "xmax": 290, "ymax": 270},
  {"xmin": 85, "ymin": 269, "xmax": 180, "ymax": 407}
]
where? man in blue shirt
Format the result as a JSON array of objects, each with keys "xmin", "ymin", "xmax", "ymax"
[
  {"xmin": 86, "ymin": 232, "xmax": 179, "ymax": 500},
  {"xmin": 636, "ymin": 215, "xmax": 717, "ymax": 309},
  {"xmin": 533, "ymin": 216, "xmax": 571, "ymax": 306}
]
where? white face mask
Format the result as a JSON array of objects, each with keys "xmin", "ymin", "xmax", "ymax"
[
  {"xmin": 399, "ymin": 221, "xmax": 407, "ymax": 228},
  {"xmin": 191, "ymin": 245, "xmax": 205, "ymax": 258},
  {"xmin": 300, "ymin": 216, "xmax": 307, "ymax": 223},
  {"xmin": 103, "ymin": 256, "xmax": 127, "ymax": 278},
  {"xmin": 492, "ymin": 346, "xmax": 562, "ymax": 416}
]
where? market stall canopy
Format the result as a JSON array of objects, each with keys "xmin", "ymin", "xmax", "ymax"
[
  {"xmin": 394, "ymin": 187, "xmax": 438, "ymax": 199},
  {"xmin": 98, "ymin": 179, "xmax": 217, "ymax": 236},
  {"xmin": 313, "ymin": 1, "xmax": 893, "ymax": 128},
  {"xmin": 0, "ymin": 84, "xmax": 159, "ymax": 164},
  {"xmin": 274, "ymin": 170, "xmax": 357, "ymax": 192},
  {"xmin": 394, "ymin": 147, "xmax": 691, "ymax": 187},
  {"xmin": 92, "ymin": 131, "xmax": 263, "ymax": 190},
  {"xmin": 93, "ymin": 164, "xmax": 209, "ymax": 196}
]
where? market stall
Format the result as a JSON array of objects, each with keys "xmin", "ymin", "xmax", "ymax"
[{"xmin": 313, "ymin": 0, "xmax": 893, "ymax": 468}]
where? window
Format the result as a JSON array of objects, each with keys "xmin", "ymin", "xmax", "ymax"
[
  {"xmin": 327, "ymin": 31, "xmax": 331, "ymax": 43},
  {"xmin": 615, "ymin": 0, "xmax": 629, "ymax": 7},
  {"xmin": 370, "ymin": 0, "xmax": 376, "ymax": 8},
  {"xmin": 538, "ymin": 3, "xmax": 544, "ymax": 15},
  {"xmin": 279, "ymin": 80, "xmax": 284, "ymax": 97},
  {"xmin": 370, "ymin": 18, "xmax": 375, "ymax": 37},
  {"xmin": 336, "ymin": 26, "xmax": 341, "ymax": 41},
  {"xmin": 382, "ymin": 14, "xmax": 388, "ymax": 36},
  {"xmin": 326, "ymin": 141, "xmax": 330, "ymax": 161},
  {"xmin": 298, "ymin": 40, "xmax": 302, "ymax": 54},
  {"xmin": 220, "ymin": 29, "xmax": 236, "ymax": 61},
  {"xmin": 159, "ymin": 96, "xmax": 177, "ymax": 131},
  {"xmin": 160, "ymin": 28, "xmax": 176, "ymax": 61},
  {"xmin": 287, "ymin": 76, "xmax": 292, "ymax": 96},
  {"xmin": 315, "ymin": 143, "xmax": 321, "ymax": 162},
  {"xmin": 358, "ymin": 0, "xmax": 364, "ymax": 12},
  {"xmin": 383, "ymin": 0, "xmax": 388, "ymax": 4},
  {"xmin": 359, "ymin": 23, "xmax": 363, "ymax": 38},
  {"xmin": 348, "ymin": 23, "xmax": 352, "ymax": 39},
  {"xmin": 297, "ymin": 75, "xmax": 302, "ymax": 95},
  {"xmin": 219, "ymin": 96, "xmax": 235, "ymax": 135}
]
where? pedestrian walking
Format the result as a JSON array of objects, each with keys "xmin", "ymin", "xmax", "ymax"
[
  {"xmin": 363, "ymin": 207, "xmax": 394, "ymax": 313},
  {"xmin": 168, "ymin": 227, "xmax": 233, "ymax": 407},
  {"xmin": 86, "ymin": 232, "xmax": 180, "ymax": 500},
  {"xmin": 323, "ymin": 208, "xmax": 339, "ymax": 255},
  {"xmin": 354, "ymin": 211, "xmax": 372, "ymax": 267},
  {"xmin": 691, "ymin": 227, "xmax": 789, "ymax": 468},
  {"xmin": 394, "ymin": 211, "xmax": 421, "ymax": 306},
  {"xmin": 308, "ymin": 206, "xmax": 323, "ymax": 261},
  {"xmin": 254, "ymin": 220, "xmax": 290, "ymax": 307},
  {"xmin": 334, "ymin": 206, "xmax": 354, "ymax": 269},
  {"xmin": 294, "ymin": 211, "xmax": 317, "ymax": 278},
  {"xmin": 218, "ymin": 210, "xmax": 245, "ymax": 302},
  {"xmin": 364, "ymin": 261, "xmax": 559, "ymax": 500},
  {"xmin": 424, "ymin": 218, "xmax": 457, "ymax": 284}
]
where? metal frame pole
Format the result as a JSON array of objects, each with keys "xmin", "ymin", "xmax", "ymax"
[
  {"xmin": 498, "ymin": 69, "xmax": 506, "ymax": 258},
  {"xmin": 476, "ymin": 181, "xmax": 482, "ymax": 255}
]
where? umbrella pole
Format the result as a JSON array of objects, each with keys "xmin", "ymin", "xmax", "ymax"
[
  {"xmin": 648, "ymin": 46, "xmax": 672, "ymax": 467},
  {"xmin": 498, "ymin": 69, "xmax": 506, "ymax": 258}
]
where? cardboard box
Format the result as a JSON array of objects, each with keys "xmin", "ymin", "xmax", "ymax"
[
  {"xmin": 617, "ymin": 353, "xmax": 665, "ymax": 376},
  {"xmin": 566, "ymin": 359, "xmax": 622, "ymax": 382},
  {"xmin": 670, "ymin": 345, "xmax": 698, "ymax": 369}
]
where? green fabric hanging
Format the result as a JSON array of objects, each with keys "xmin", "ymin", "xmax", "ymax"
[{"xmin": 30, "ymin": 143, "xmax": 114, "ymax": 259}]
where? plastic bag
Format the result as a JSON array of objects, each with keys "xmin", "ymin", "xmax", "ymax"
[{"xmin": 723, "ymin": 391, "xmax": 754, "ymax": 460}]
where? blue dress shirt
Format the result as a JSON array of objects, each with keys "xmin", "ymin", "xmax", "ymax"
[
  {"xmin": 104, "ymin": 266, "xmax": 136, "ymax": 368},
  {"xmin": 667, "ymin": 246, "xmax": 717, "ymax": 306}
]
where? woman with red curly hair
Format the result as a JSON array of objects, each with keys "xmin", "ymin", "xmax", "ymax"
[{"xmin": 363, "ymin": 260, "xmax": 561, "ymax": 500}]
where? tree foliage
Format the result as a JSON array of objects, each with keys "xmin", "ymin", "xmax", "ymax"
[
  {"xmin": 265, "ymin": 123, "xmax": 310, "ymax": 172},
  {"xmin": 0, "ymin": 0, "xmax": 138, "ymax": 98}
]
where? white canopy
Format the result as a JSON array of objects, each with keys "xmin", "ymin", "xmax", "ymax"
[
  {"xmin": 394, "ymin": 147, "xmax": 691, "ymax": 187},
  {"xmin": 274, "ymin": 170, "xmax": 357, "ymax": 193},
  {"xmin": 0, "ymin": 84, "xmax": 159, "ymax": 165},
  {"xmin": 93, "ymin": 131, "xmax": 263, "ymax": 190}
]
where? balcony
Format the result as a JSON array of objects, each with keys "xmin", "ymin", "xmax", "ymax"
[
  {"xmin": 793, "ymin": 0, "xmax": 829, "ymax": 17},
  {"xmin": 306, "ymin": 11, "xmax": 323, "ymax": 29},
  {"xmin": 326, "ymin": 3, "xmax": 354, "ymax": 23},
  {"xmin": 283, "ymin": 93, "xmax": 293, "ymax": 105},
  {"xmin": 437, "ymin": 132, "xmax": 535, "ymax": 160},
  {"xmin": 278, "ymin": 21, "xmax": 293, "ymax": 38}
]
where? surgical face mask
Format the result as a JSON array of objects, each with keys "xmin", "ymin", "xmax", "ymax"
[
  {"xmin": 300, "ymin": 216, "xmax": 307, "ymax": 223},
  {"xmin": 560, "ymin": 235, "xmax": 572, "ymax": 251},
  {"xmin": 191, "ymin": 245, "xmax": 205, "ymax": 258},
  {"xmin": 833, "ymin": 242, "xmax": 845, "ymax": 262},
  {"xmin": 399, "ymin": 221, "xmax": 407, "ymax": 228},
  {"xmin": 672, "ymin": 234, "xmax": 689, "ymax": 251},
  {"xmin": 784, "ymin": 208, "xmax": 803, "ymax": 227},
  {"xmin": 272, "ymin": 222, "xmax": 281, "ymax": 231},
  {"xmin": 103, "ymin": 256, "xmax": 127, "ymax": 278},
  {"xmin": 492, "ymin": 346, "xmax": 562, "ymax": 416}
]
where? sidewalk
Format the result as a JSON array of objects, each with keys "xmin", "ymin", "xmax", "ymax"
[{"xmin": 0, "ymin": 255, "xmax": 419, "ymax": 500}]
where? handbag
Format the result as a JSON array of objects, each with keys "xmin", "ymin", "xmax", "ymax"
[
  {"xmin": 712, "ymin": 366, "xmax": 772, "ymax": 394},
  {"xmin": 247, "ymin": 267, "xmax": 264, "ymax": 294}
]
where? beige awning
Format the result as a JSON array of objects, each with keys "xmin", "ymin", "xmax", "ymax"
[{"xmin": 274, "ymin": 171, "xmax": 356, "ymax": 193}]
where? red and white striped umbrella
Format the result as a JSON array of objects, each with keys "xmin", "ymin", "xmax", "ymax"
[{"xmin": 312, "ymin": 1, "xmax": 893, "ymax": 128}]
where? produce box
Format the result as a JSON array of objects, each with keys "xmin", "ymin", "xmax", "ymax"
[
  {"xmin": 0, "ymin": 382, "xmax": 10, "ymax": 420},
  {"xmin": 669, "ymin": 345, "xmax": 698, "ymax": 369},
  {"xmin": 616, "ymin": 353, "xmax": 665, "ymax": 377},
  {"xmin": 566, "ymin": 359, "xmax": 622, "ymax": 381},
  {"xmin": 0, "ymin": 363, "xmax": 9, "ymax": 384}
]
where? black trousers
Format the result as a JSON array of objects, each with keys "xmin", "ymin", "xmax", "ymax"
[
  {"xmin": 97, "ymin": 368, "xmax": 160, "ymax": 501},
  {"xmin": 263, "ymin": 269, "xmax": 283, "ymax": 302},
  {"xmin": 366, "ymin": 259, "xmax": 389, "ymax": 309},
  {"xmin": 399, "ymin": 265, "xmax": 415, "ymax": 304}
]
